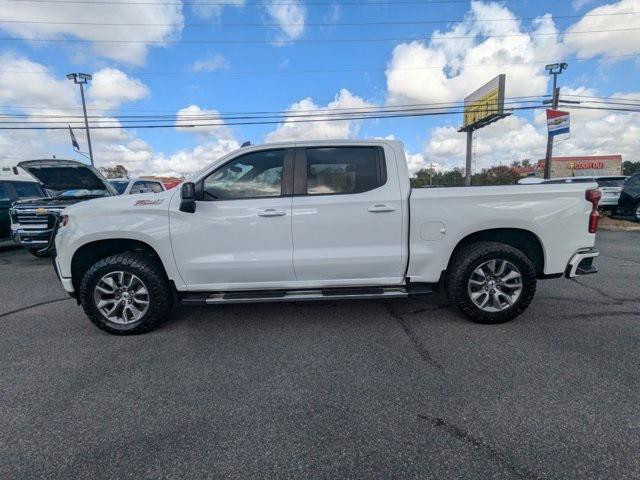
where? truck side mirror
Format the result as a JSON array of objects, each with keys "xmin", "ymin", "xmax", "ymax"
[{"xmin": 179, "ymin": 182, "xmax": 196, "ymax": 213}]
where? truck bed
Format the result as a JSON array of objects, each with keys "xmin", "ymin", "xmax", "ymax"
[{"xmin": 407, "ymin": 183, "xmax": 597, "ymax": 283}]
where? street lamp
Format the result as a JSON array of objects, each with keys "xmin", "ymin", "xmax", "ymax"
[
  {"xmin": 66, "ymin": 73, "xmax": 94, "ymax": 166},
  {"xmin": 542, "ymin": 63, "xmax": 568, "ymax": 179}
]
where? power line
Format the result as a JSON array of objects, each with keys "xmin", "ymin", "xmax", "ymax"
[
  {"xmin": 0, "ymin": 11, "xmax": 635, "ymax": 28},
  {"xmin": 0, "ymin": 105, "xmax": 545, "ymax": 130},
  {"xmin": 0, "ymin": 27, "xmax": 637, "ymax": 44},
  {"xmin": 0, "ymin": 98, "xmax": 549, "ymax": 124},
  {"xmin": 0, "ymin": 101, "xmax": 638, "ymax": 131}
]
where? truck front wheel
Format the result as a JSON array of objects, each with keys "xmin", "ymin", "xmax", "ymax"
[
  {"xmin": 446, "ymin": 241, "xmax": 537, "ymax": 324},
  {"xmin": 78, "ymin": 252, "xmax": 173, "ymax": 335}
]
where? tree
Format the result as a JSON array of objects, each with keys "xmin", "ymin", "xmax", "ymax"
[
  {"xmin": 622, "ymin": 161, "xmax": 640, "ymax": 176},
  {"xmin": 411, "ymin": 166, "xmax": 519, "ymax": 187},
  {"xmin": 99, "ymin": 165, "xmax": 129, "ymax": 179},
  {"xmin": 472, "ymin": 166, "xmax": 520, "ymax": 186}
]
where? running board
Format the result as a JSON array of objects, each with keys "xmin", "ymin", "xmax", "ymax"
[{"xmin": 180, "ymin": 285, "xmax": 431, "ymax": 306}]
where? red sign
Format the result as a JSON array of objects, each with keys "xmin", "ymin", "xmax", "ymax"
[{"xmin": 568, "ymin": 161, "xmax": 604, "ymax": 170}]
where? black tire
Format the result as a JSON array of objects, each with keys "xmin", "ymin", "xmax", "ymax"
[
  {"xmin": 446, "ymin": 241, "xmax": 537, "ymax": 324},
  {"xmin": 79, "ymin": 252, "xmax": 172, "ymax": 335},
  {"xmin": 27, "ymin": 248, "xmax": 50, "ymax": 258}
]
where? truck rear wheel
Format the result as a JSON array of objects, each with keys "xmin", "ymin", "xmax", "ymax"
[
  {"xmin": 78, "ymin": 252, "xmax": 172, "ymax": 335},
  {"xmin": 446, "ymin": 241, "xmax": 537, "ymax": 324}
]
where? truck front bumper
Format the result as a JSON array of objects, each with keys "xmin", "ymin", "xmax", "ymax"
[{"xmin": 565, "ymin": 248, "xmax": 599, "ymax": 278}]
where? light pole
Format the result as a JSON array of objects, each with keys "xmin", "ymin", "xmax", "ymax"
[
  {"xmin": 66, "ymin": 73, "xmax": 94, "ymax": 166},
  {"xmin": 543, "ymin": 63, "xmax": 567, "ymax": 179}
]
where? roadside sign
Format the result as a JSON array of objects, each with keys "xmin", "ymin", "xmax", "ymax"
[
  {"xmin": 462, "ymin": 74, "xmax": 506, "ymax": 130},
  {"xmin": 546, "ymin": 109, "xmax": 570, "ymax": 136}
]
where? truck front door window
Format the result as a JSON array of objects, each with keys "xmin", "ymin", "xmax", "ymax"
[{"xmin": 203, "ymin": 150, "xmax": 284, "ymax": 200}]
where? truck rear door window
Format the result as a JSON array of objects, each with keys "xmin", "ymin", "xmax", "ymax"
[{"xmin": 304, "ymin": 147, "xmax": 385, "ymax": 195}]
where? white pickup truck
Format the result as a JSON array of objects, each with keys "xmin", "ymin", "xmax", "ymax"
[{"xmin": 53, "ymin": 140, "xmax": 601, "ymax": 335}]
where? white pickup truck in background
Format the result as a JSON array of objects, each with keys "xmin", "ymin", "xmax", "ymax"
[{"xmin": 53, "ymin": 140, "xmax": 601, "ymax": 335}]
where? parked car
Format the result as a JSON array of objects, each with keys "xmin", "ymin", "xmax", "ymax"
[
  {"xmin": 10, "ymin": 159, "xmax": 116, "ymax": 256},
  {"xmin": 617, "ymin": 173, "xmax": 640, "ymax": 221},
  {"xmin": 0, "ymin": 178, "xmax": 48, "ymax": 246},
  {"xmin": 108, "ymin": 178, "xmax": 166, "ymax": 195},
  {"xmin": 53, "ymin": 140, "xmax": 601, "ymax": 335},
  {"xmin": 518, "ymin": 175, "xmax": 627, "ymax": 211}
]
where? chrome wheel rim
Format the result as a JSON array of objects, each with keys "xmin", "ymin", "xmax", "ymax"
[
  {"xmin": 467, "ymin": 259, "xmax": 523, "ymax": 313},
  {"xmin": 635, "ymin": 204, "xmax": 640, "ymax": 221},
  {"xmin": 93, "ymin": 271, "xmax": 150, "ymax": 325}
]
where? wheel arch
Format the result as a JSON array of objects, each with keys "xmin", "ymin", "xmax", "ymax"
[
  {"xmin": 70, "ymin": 238, "xmax": 170, "ymax": 293},
  {"xmin": 445, "ymin": 228, "xmax": 545, "ymax": 278}
]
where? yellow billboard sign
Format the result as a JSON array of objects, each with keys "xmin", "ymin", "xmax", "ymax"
[{"xmin": 462, "ymin": 74, "xmax": 506, "ymax": 130}]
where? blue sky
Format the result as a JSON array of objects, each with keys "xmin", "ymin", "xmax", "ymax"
[{"xmin": 0, "ymin": 0, "xmax": 639, "ymax": 176}]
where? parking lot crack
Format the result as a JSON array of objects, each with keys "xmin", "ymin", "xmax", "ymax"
[
  {"xmin": 384, "ymin": 302, "xmax": 444, "ymax": 371},
  {"xmin": 0, "ymin": 297, "xmax": 72, "ymax": 319},
  {"xmin": 416, "ymin": 413, "xmax": 542, "ymax": 480},
  {"xmin": 571, "ymin": 278, "xmax": 630, "ymax": 303}
]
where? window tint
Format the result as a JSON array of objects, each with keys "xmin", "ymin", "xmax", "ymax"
[
  {"xmin": 130, "ymin": 181, "xmax": 148, "ymax": 194},
  {"xmin": 12, "ymin": 182, "xmax": 41, "ymax": 199},
  {"xmin": 203, "ymin": 149, "xmax": 284, "ymax": 200},
  {"xmin": 109, "ymin": 180, "xmax": 129, "ymax": 194},
  {"xmin": 147, "ymin": 182, "xmax": 164, "ymax": 193},
  {"xmin": 0, "ymin": 183, "xmax": 8, "ymax": 200},
  {"xmin": 305, "ymin": 147, "xmax": 385, "ymax": 195},
  {"xmin": 628, "ymin": 175, "xmax": 640, "ymax": 186}
]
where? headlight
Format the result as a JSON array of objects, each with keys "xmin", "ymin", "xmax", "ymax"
[{"xmin": 60, "ymin": 215, "xmax": 70, "ymax": 227}]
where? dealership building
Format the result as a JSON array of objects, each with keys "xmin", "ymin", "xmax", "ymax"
[{"xmin": 515, "ymin": 155, "xmax": 623, "ymax": 178}]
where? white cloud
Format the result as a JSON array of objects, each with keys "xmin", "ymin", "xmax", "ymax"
[
  {"xmin": 266, "ymin": 0, "xmax": 306, "ymax": 41},
  {"xmin": 0, "ymin": 53, "xmax": 147, "ymax": 170},
  {"xmin": 423, "ymin": 115, "xmax": 546, "ymax": 171},
  {"xmin": 175, "ymin": 105, "xmax": 234, "ymax": 140},
  {"xmin": 143, "ymin": 139, "xmax": 240, "ymax": 177},
  {"xmin": 191, "ymin": 0, "xmax": 244, "ymax": 21},
  {"xmin": 191, "ymin": 53, "xmax": 230, "ymax": 72},
  {"xmin": 265, "ymin": 88, "xmax": 375, "ymax": 142},
  {"xmin": 0, "ymin": 2, "xmax": 184, "ymax": 65},
  {"xmin": 0, "ymin": 52, "xmax": 75, "ymax": 110},
  {"xmin": 564, "ymin": 0, "xmax": 640, "ymax": 59},
  {"xmin": 386, "ymin": 1, "xmax": 560, "ymax": 106},
  {"xmin": 545, "ymin": 92, "xmax": 640, "ymax": 161},
  {"xmin": 88, "ymin": 68, "xmax": 150, "ymax": 111}
]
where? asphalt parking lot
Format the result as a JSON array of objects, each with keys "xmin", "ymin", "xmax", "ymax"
[{"xmin": 1, "ymin": 230, "xmax": 639, "ymax": 480}]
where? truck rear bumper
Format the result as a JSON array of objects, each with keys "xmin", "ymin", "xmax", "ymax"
[{"xmin": 565, "ymin": 248, "xmax": 599, "ymax": 278}]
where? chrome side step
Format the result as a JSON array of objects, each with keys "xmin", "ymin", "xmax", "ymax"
[{"xmin": 181, "ymin": 285, "xmax": 431, "ymax": 306}]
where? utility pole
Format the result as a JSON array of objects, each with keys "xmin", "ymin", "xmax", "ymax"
[
  {"xmin": 66, "ymin": 73, "xmax": 94, "ymax": 166},
  {"xmin": 543, "ymin": 63, "xmax": 567, "ymax": 179}
]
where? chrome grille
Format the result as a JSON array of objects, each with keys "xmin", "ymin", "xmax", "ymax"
[{"xmin": 14, "ymin": 208, "xmax": 65, "ymax": 226}]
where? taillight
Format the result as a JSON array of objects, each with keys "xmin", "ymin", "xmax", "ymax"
[{"xmin": 586, "ymin": 189, "xmax": 601, "ymax": 234}]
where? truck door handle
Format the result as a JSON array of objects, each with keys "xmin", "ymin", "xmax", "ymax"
[
  {"xmin": 368, "ymin": 204, "xmax": 395, "ymax": 213},
  {"xmin": 258, "ymin": 209, "xmax": 287, "ymax": 217}
]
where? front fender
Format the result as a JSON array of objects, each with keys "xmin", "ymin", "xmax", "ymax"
[{"xmin": 54, "ymin": 200, "xmax": 183, "ymax": 289}]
